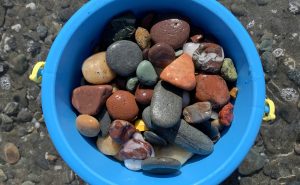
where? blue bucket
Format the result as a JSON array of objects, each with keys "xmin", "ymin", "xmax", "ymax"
[{"xmin": 41, "ymin": 0, "xmax": 265, "ymax": 184}]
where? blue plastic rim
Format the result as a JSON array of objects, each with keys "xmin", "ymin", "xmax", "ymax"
[{"xmin": 42, "ymin": 0, "xmax": 265, "ymax": 184}]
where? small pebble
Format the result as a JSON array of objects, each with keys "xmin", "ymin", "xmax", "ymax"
[
  {"xmin": 76, "ymin": 114, "xmax": 101, "ymax": 137},
  {"xmin": 4, "ymin": 102, "xmax": 19, "ymax": 116},
  {"xmin": 126, "ymin": 77, "xmax": 139, "ymax": 92},
  {"xmin": 135, "ymin": 85, "xmax": 154, "ymax": 105},
  {"xmin": 219, "ymin": 103, "xmax": 234, "ymax": 126},
  {"xmin": 150, "ymin": 17, "xmax": 190, "ymax": 49},
  {"xmin": 175, "ymin": 50, "xmax": 183, "ymax": 57},
  {"xmin": 124, "ymin": 159, "xmax": 142, "ymax": 171},
  {"xmin": 82, "ymin": 52, "xmax": 116, "ymax": 84},
  {"xmin": 96, "ymin": 108, "xmax": 111, "ymax": 137},
  {"xmin": 118, "ymin": 138, "xmax": 154, "ymax": 160},
  {"xmin": 151, "ymin": 81, "xmax": 182, "ymax": 128},
  {"xmin": 183, "ymin": 102, "xmax": 212, "ymax": 124},
  {"xmin": 160, "ymin": 53, "xmax": 196, "ymax": 91},
  {"xmin": 134, "ymin": 119, "xmax": 149, "ymax": 132},
  {"xmin": 136, "ymin": 60, "xmax": 158, "ymax": 86},
  {"xmin": 106, "ymin": 40, "xmax": 143, "ymax": 77},
  {"xmin": 154, "ymin": 144, "xmax": 193, "ymax": 165},
  {"xmin": 230, "ymin": 87, "xmax": 239, "ymax": 99},
  {"xmin": 211, "ymin": 119, "xmax": 224, "ymax": 131},
  {"xmin": 190, "ymin": 34, "xmax": 203, "ymax": 43},
  {"xmin": 2, "ymin": 142, "xmax": 20, "ymax": 164},
  {"xmin": 221, "ymin": 58, "xmax": 238, "ymax": 82},
  {"xmin": 96, "ymin": 135, "xmax": 121, "ymax": 156},
  {"xmin": 17, "ymin": 108, "xmax": 33, "ymax": 122},
  {"xmin": 182, "ymin": 91, "xmax": 190, "ymax": 108},
  {"xmin": 261, "ymin": 51, "xmax": 277, "ymax": 73},
  {"xmin": 0, "ymin": 168, "xmax": 7, "ymax": 182},
  {"xmin": 141, "ymin": 157, "xmax": 181, "ymax": 174},
  {"xmin": 72, "ymin": 85, "xmax": 112, "ymax": 115},
  {"xmin": 109, "ymin": 120, "xmax": 136, "ymax": 144},
  {"xmin": 230, "ymin": 3, "xmax": 247, "ymax": 16},
  {"xmin": 294, "ymin": 144, "xmax": 300, "ymax": 155},
  {"xmin": 106, "ymin": 90, "xmax": 139, "ymax": 121},
  {"xmin": 142, "ymin": 106, "xmax": 154, "ymax": 130},
  {"xmin": 192, "ymin": 43, "xmax": 225, "ymax": 73},
  {"xmin": 135, "ymin": 27, "xmax": 151, "ymax": 49},
  {"xmin": 148, "ymin": 43, "xmax": 175, "ymax": 69},
  {"xmin": 183, "ymin": 42, "xmax": 200, "ymax": 57},
  {"xmin": 144, "ymin": 131, "xmax": 167, "ymax": 146}
]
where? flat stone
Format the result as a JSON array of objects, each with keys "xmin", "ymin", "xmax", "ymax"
[
  {"xmin": 148, "ymin": 43, "xmax": 175, "ymax": 69},
  {"xmin": 72, "ymin": 85, "xmax": 112, "ymax": 116},
  {"xmin": 158, "ymin": 119, "xmax": 214, "ymax": 155},
  {"xmin": 2, "ymin": 143, "xmax": 20, "ymax": 164},
  {"xmin": 160, "ymin": 53, "xmax": 196, "ymax": 91},
  {"xmin": 136, "ymin": 60, "xmax": 158, "ymax": 86},
  {"xmin": 183, "ymin": 102, "xmax": 212, "ymax": 124},
  {"xmin": 141, "ymin": 157, "xmax": 181, "ymax": 174},
  {"xmin": 135, "ymin": 85, "xmax": 154, "ymax": 105},
  {"xmin": 150, "ymin": 81, "xmax": 182, "ymax": 128},
  {"xmin": 144, "ymin": 131, "xmax": 167, "ymax": 146},
  {"xmin": 96, "ymin": 108, "xmax": 112, "ymax": 137},
  {"xmin": 135, "ymin": 27, "xmax": 151, "ymax": 49},
  {"xmin": 150, "ymin": 17, "xmax": 190, "ymax": 49},
  {"xmin": 106, "ymin": 40, "xmax": 142, "ymax": 77},
  {"xmin": 221, "ymin": 58, "xmax": 238, "ymax": 82},
  {"xmin": 106, "ymin": 90, "xmax": 139, "ymax": 121},
  {"xmin": 154, "ymin": 144, "xmax": 193, "ymax": 165},
  {"xmin": 76, "ymin": 114, "xmax": 100, "ymax": 137},
  {"xmin": 238, "ymin": 148, "xmax": 266, "ymax": 176},
  {"xmin": 126, "ymin": 77, "xmax": 139, "ymax": 92},
  {"xmin": 124, "ymin": 159, "xmax": 142, "ymax": 171}
]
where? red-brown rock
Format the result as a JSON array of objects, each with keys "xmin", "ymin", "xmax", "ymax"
[
  {"xmin": 106, "ymin": 90, "xmax": 139, "ymax": 121},
  {"xmin": 135, "ymin": 85, "xmax": 154, "ymax": 105},
  {"xmin": 118, "ymin": 138, "xmax": 153, "ymax": 160},
  {"xmin": 190, "ymin": 34, "xmax": 203, "ymax": 43},
  {"xmin": 72, "ymin": 85, "xmax": 112, "ymax": 115},
  {"xmin": 219, "ymin": 103, "xmax": 234, "ymax": 126},
  {"xmin": 109, "ymin": 120, "xmax": 136, "ymax": 144},
  {"xmin": 160, "ymin": 53, "xmax": 196, "ymax": 91},
  {"xmin": 148, "ymin": 43, "xmax": 175, "ymax": 69},
  {"xmin": 195, "ymin": 74, "xmax": 230, "ymax": 108}
]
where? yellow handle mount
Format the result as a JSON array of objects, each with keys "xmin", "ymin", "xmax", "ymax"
[
  {"xmin": 263, "ymin": 98, "xmax": 276, "ymax": 122},
  {"xmin": 29, "ymin": 61, "xmax": 45, "ymax": 83}
]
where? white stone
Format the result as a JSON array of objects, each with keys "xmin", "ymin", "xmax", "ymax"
[
  {"xmin": 124, "ymin": 159, "xmax": 142, "ymax": 171},
  {"xmin": 183, "ymin": 42, "xmax": 200, "ymax": 57},
  {"xmin": 280, "ymin": 88, "xmax": 299, "ymax": 103},
  {"xmin": 25, "ymin": 3, "xmax": 36, "ymax": 10},
  {"xmin": 11, "ymin": 24, "xmax": 22, "ymax": 32}
]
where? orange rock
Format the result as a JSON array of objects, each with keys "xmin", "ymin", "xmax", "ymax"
[
  {"xmin": 219, "ymin": 103, "xmax": 234, "ymax": 126},
  {"xmin": 160, "ymin": 54, "xmax": 196, "ymax": 91}
]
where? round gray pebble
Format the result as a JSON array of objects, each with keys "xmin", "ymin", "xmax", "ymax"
[
  {"xmin": 144, "ymin": 131, "xmax": 167, "ymax": 146},
  {"xmin": 141, "ymin": 157, "xmax": 181, "ymax": 174},
  {"xmin": 106, "ymin": 40, "xmax": 142, "ymax": 77}
]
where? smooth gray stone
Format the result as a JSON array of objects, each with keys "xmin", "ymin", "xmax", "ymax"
[
  {"xmin": 144, "ymin": 131, "xmax": 167, "ymax": 146},
  {"xmin": 150, "ymin": 81, "xmax": 182, "ymax": 128},
  {"xmin": 141, "ymin": 157, "xmax": 181, "ymax": 174},
  {"xmin": 97, "ymin": 108, "xmax": 111, "ymax": 137},
  {"xmin": 106, "ymin": 40, "xmax": 142, "ymax": 77},
  {"xmin": 142, "ymin": 106, "xmax": 154, "ymax": 130},
  {"xmin": 158, "ymin": 119, "xmax": 214, "ymax": 155}
]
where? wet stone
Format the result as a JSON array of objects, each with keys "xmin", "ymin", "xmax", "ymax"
[
  {"xmin": 183, "ymin": 42, "xmax": 200, "ymax": 57},
  {"xmin": 148, "ymin": 43, "xmax": 175, "ymax": 69},
  {"xmin": 135, "ymin": 85, "xmax": 154, "ymax": 105},
  {"xmin": 144, "ymin": 131, "xmax": 167, "ymax": 146},
  {"xmin": 141, "ymin": 157, "xmax": 181, "ymax": 174},
  {"xmin": 220, "ymin": 58, "xmax": 238, "ymax": 82},
  {"xmin": 118, "ymin": 137, "xmax": 154, "ymax": 160}
]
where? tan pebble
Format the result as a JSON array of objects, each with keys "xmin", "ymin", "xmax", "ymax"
[
  {"xmin": 135, "ymin": 27, "xmax": 151, "ymax": 49},
  {"xmin": 2, "ymin": 143, "xmax": 20, "ymax": 164},
  {"xmin": 96, "ymin": 135, "xmax": 121, "ymax": 156},
  {"xmin": 82, "ymin": 52, "xmax": 116, "ymax": 84},
  {"xmin": 154, "ymin": 144, "xmax": 193, "ymax": 165},
  {"xmin": 76, "ymin": 114, "xmax": 100, "ymax": 137}
]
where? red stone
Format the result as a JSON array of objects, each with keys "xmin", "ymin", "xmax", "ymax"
[
  {"xmin": 109, "ymin": 120, "xmax": 136, "ymax": 144},
  {"xmin": 148, "ymin": 43, "xmax": 175, "ymax": 69},
  {"xmin": 118, "ymin": 138, "xmax": 153, "ymax": 160},
  {"xmin": 219, "ymin": 103, "xmax": 234, "ymax": 126},
  {"xmin": 190, "ymin": 34, "xmax": 203, "ymax": 43},
  {"xmin": 160, "ymin": 53, "xmax": 196, "ymax": 91},
  {"xmin": 135, "ymin": 85, "xmax": 154, "ymax": 105}
]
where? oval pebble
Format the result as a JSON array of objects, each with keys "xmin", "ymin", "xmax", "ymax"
[
  {"xmin": 144, "ymin": 131, "xmax": 167, "ymax": 146},
  {"xmin": 76, "ymin": 114, "xmax": 101, "ymax": 137},
  {"xmin": 221, "ymin": 58, "xmax": 237, "ymax": 82},
  {"xmin": 183, "ymin": 42, "xmax": 200, "ymax": 57},
  {"xmin": 2, "ymin": 142, "xmax": 20, "ymax": 164},
  {"xmin": 141, "ymin": 157, "xmax": 181, "ymax": 174},
  {"xmin": 82, "ymin": 52, "xmax": 116, "ymax": 84},
  {"xmin": 124, "ymin": 159, "xmax": 142, "ymax": 171},
  {"xmin": 126, "ymin": 77, "xmax": 139, "ymax": 92},
  {"xmin": 142, "ymin": 106, "xmax": 154, "ymax": 130},
  {"xmin": 135, "ymin": 27, "xmax": 151, "ymax": 49},
  {"xmin": 106, "ymin": 40, "xmax": 143, "ymax": 77},
  {"xmin": 148, "ymin": 43, "xmax": 175, "ymax": 69},
  {"xmin": 96, "ymin": 135, "xmax": 121, "ymax": 156},
  {"xmin": 136, "ymin": 60, "xmax": 158, "ymax": 86},
  {"xmin": 183, "ymin": 102, "xmax": 212, "ymax": 124},
  {"xmin": 135, "ymin": 85, "xmax": 154, "ymax": 105}
]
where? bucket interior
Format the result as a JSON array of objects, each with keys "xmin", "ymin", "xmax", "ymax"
[{"xmin": 43, "ymin": 0, "xmax": 265, "ymax": 184}]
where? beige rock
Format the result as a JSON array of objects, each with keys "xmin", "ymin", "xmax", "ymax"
[
  {"xmin": 82, "ymin": 52, "xmax": 116, "ymax": 84},
  {"xmin": 135, "ymin": 27, "xmax": 151, "ymax": 49},
  {"xmin": 76, "ymin": 114, "xmax": 100, "ymax": 137},
  {"xmin": 154, "ymin": 144, "xmax": 193, "ymax": 165},
  {"xmin": 96, "ymin": 135, "xmax": 121, "ymax": 156},
  {"xmin": 2, "ymin": 143, "xmax": 20, "ymax": 164}
]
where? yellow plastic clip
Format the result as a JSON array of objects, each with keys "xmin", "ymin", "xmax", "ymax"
[
  {"xmin": 263, "ymin": 98, "xmax": 276, "ymax": 121},
  {"xmin": 29, "ymin": 61, "xmax": 45, "ymax": 83}
]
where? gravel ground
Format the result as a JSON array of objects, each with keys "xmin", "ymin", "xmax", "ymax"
[{"xmin": 0, "ymin": 0, "xmax": 299, "ymax": 184}]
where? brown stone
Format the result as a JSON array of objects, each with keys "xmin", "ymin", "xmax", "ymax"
[
  {"xmin": 135, "ymin": 85, "xmax": 154, "ymax": 105},
  {"xmin": 2, "ymin": 143, "xmax": 20, "ymax": 164},
  {"xmin": 118, "ymin": 138, "xmax": 153, "ymax": 160},
  {"xmin": 109, "ymin": 120, "xmax": 136, "ymax": 144},
  {"xmin": 150, "ymin": 17, "xmax": 190, "ymax": 49},
  {"xmin": 190, "ymin": 34, "xmax": 203, "ymax": 43},
  {"xmin": 148, "ymin": 43, "xmax": 175, "ymax": 69},
  {"xmin": 76, "ymin": 114, "xmax": 101, "ymax": 137},
  {"xmin": 219, "ymin": 103, "xmax": 234, "ymax": 126},
  {"xmin": 195, "ymin": 74, "xmax": 230, "ymax": 108},
  {"xmin": 106, "ymin": 90, "xmax": 139, "ymax": 121},
  {"xmin": 160, "ymin": 53, "xmax": 196, "ymax": 91},
  {"xmin": 72, "ymin": 85, "xmax": 112, "ymax": 115},
  {"xmin": 183, "ymin": 102, "xmax": 212, "ymax": 124},
  {"xmin": 135, "ymin": 27, "xmax": 151, "ymax": 49}
]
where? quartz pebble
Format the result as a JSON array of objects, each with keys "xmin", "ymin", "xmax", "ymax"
[
  {"xmin": 144, "ymin": 131, "xmax": 167, "ymax": 146},
  {"xmin": 96, "ymin": 135, "xmax": 121, "ymax": 156},
  {"xmin": 82, "ymin": 52, "xmax": 116, "ymax": 84},
  {"xmin": 151, "ymin": 81, "xmax": 182, "ymax": 128},
  {"xmin": 76, "ymin": 115, "xmax": 101, "ymax": 137},
  {"xmin": 124, "ymin": 159, "xmax": 142, "ymax": 171},
  {"xmin": 72, "ymin": 85, "xmax": 112, "ymax": 115},
  {"xmin": 106, "ymin": 90, "xmax": 139, "ymax": 121},
  {"xmin": 192, "ymin": 43, "xmax": 224, "ymax": 73},
  {"xmin": 106, "ymin": 40, "xmax": 143, "ymax": 77},
  {"xmin": 109, "ymin": 120, "xmax": 136, "ymax": 144},
  {"xmin": 135, "ymin": 27, "xmax": 151, "ymax": 49},
  {"xmin": 154, "ymin": 144, "xmax": 193, "ymax": 165},
  {"xmin": 195, "ymin": 74, "xmax": 230, "ymax": 108},
  {"xmin": 136, "ymin": 60, "xmax": 158, "ymax": 86},
  {"xmin": 141, "ymin": 157, "xmax": 181, "ymax": 174},
  {"xmin": 219, "ymin": 103, "xmax": 234, "ymax": 126},
  {"xmin": 160, "ymin": 54, "xmax": 196, "ymax": 91},
  {"xmin": 135, "ymin": 85, "xmax": 154, "ymax": 105},
  {"xmin": 183, "ymin": 42, "xmax": 200, "ymax": 57},
  {"xmin": 183, "ymin": 102, "xmax": 212, "ymax": 124},
  {"xmin": 148, "ymin": 43, "xmax": 175, "ymax": 69}
]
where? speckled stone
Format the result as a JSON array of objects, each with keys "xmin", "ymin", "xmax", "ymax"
[
  {"xmin": 150, "ymin": 81, "xmax": 182, "ymax": 128},
  {"xmin": 135, "ymin": 27, "xmax": 151, "ymax": 49},
  {"xmin": 141, "ymin": 157, "xmax": 181, "ymax": 174},
  {"xmin": 106, "ymin": 40, "xmax": 143, "ymax": 77},
  {"xmin": 221, "ymin": 58, "xmax": 238, "ymax": 82}
]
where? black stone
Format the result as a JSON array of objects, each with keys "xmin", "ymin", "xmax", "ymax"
[
  {"xmin": 17, "ymin": 109, "xmax": 33, "ymax": 122},
  {"xmin": 261, "ymin": 51, "xmax": 277, "ymax": 74},
  {"xmin": 287, "ymin": 68, "xmax": 300, "ymax": 87},
  {"xmin": 141, "ymin": 157, "xmax": 181, "ymax": 174},
  {"xmin": 11, "ymin": 54, "xmax": 28, "ymax": 75},
  {"xmin": 238, "ymin": 148, "xmax": 266, "ymax": 176}
]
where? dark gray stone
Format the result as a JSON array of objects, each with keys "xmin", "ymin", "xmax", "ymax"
[
  {"xmin": 256, "ymin": 0, "xmax": 270, "ymax": 5},
  {"xmin": 13, "ymin": 89, "xmax": 29, "ymax": 108},
  {"xmin": 142, "ymin": 106, "xmax": 154, "ymax": 130},
  {"xmin": 4, "ymin": 102, "xmax": 19, "ymax": 116},
  {"xmin": 144, "ymin": 131, "xmax": 167, "ymax": 146},
  {"xmin": 194, "ymin": 121, "xmax": 220, "ymax": 143},
  {"xmin": 0, "ymin": 113, "xmax": 13, "ymax": 132},
  {"xmin": 34, "ymin": 154, "xmax": 49, "ymax": 170},
  {"xmin": 261, "ymin": 51, "xmax": 277, "ymax": 73},
  {"xmin": 27, "ymin": 173, "xmax": 40, "ymax": 183},
  {"xmin": 0, "ymin": 7, "xmax": 5, "ymax": 27},
  {"xmin": 106, "ymin": 40, "xmax": 142, "ymax": 77},
  {"xmin": 36, "ymin": 25, "xmax": 48, "ymax": 39},
  {"xmin": 17, "ymin": 109, "xmax": 33, "ymax": 122},
  {"xmin": 295, "ymin": 144, "xmax": 300, "ymax": 155},
  {"xmin": 238, "ymin": 148, "xmax": 266, "ymax": 176},
  {"xmin": 259, "ymin": 33, "xmax": 273, "ymax": 52},
  {"xmin": 141, "ymin": 157, "xmax": 181, "ymax": 174},
  {"xmin": 0, "ymin": 63, "xmax": 9, "ymax": 77},
  {"xmin": 158, "ymin": 119, "xmax": 214, "ymax": 155},
  {"xmin": 287, "ymin": 68, "xmax": 300, "ymax": 87},
  {"xmin": 58, "ymin": 8, "xmax": 74, "ymax": 22},
  {"xmin": 2, "ymin": 0, "xmax": 14, "ymax": 9},
  {"xmin": 230, "ymin": 3, "xmax": 247, "ymax": 16},
  {"xmin": 150, "ymin": 81, "xmax": 182, "ymax": 128},
  {"xmin": 97, "ymin": 108, "xmax": 111, "ymax": 137},
  {"xmin": 11, "ymin": 54, "xmax": 28, "ymax": 75}
]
